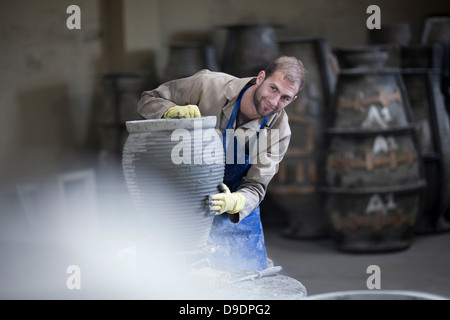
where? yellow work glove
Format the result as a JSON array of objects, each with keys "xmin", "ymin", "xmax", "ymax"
[
  {"xmin": 163, "ymin": 105, "xmax": 201, "ymax": 119},
  {"xmin": 210, "ymin": 183, "xmax": 245, "ymax": 215}
]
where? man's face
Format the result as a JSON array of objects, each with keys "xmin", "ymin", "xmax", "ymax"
[{"xmin": 253, "ymin": 70, "xmax": 299, "ymax": 117}]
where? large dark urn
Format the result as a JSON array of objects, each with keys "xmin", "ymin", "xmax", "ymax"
[{"xmin": 321, "ymin": 47, "xmax": 427, "ymax": 252}]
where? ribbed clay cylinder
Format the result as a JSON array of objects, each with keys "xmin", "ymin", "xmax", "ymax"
[{"xmin": 122, "ymin": 117, "xmax": 224, "ymax": 252}]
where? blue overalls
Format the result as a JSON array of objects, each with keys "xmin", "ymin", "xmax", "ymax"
[{"xmin": 208, "ymin": 86, "xmax": 269, "ymax": 271}]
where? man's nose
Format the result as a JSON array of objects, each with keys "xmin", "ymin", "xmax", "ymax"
[{"xmin": 268, "ymin": 94, "xmax": 280, "ymax": 106}]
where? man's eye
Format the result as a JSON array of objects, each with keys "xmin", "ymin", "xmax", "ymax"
[{"xmin": 271, "ymin": 86, "xmax": 277, "ymax": 92}]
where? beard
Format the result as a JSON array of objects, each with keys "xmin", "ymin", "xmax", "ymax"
[{"xmin": 253, "ymin": 86, "xmax": 277, "ymax": 117}]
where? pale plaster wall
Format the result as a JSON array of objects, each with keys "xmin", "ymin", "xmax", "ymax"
[{"xmin": 0, "ymin": 0, "xmax": 105, "ymax": 194}]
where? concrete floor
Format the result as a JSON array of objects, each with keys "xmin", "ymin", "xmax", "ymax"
[
  {"xmin": 263, "ymin": 224, "xmax": 450, "ymax": 299},
  {"xmin": 2, "ymin": 162, "xmax": 449, "ymax": 300}
]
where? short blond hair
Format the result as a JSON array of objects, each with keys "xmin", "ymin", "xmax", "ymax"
[{"xmin": 265, "ymin": 56, "xmax": 307, "ymax": 92}]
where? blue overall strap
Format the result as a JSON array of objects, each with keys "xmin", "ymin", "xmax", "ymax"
[
  {"xmin": 227, "ymin": 86, "xmax": 249, "ymax": 129},
  {"xmin": 259, "ymin": 116, "xmax": 268, "ymax": 130},
  {"xmin": 224, "ymin": 86, "xmax": 248, "ymax": 151}
]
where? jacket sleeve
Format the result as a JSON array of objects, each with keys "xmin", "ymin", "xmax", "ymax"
[
  {"xmin": 137, "ymin": 71, "xmax": 207, "ymax": 119},
  {"xmin": 234, "ymin": 112, "xmax": 291, "ymax": 222}
]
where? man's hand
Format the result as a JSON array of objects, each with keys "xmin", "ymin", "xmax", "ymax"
[
  {"xmin": 210, "ymin": 183, "xmax": 245, "ymax": 215},
  {"xmin": 163, "ymin": 105, "xmax": 201, "ymax": 119}
]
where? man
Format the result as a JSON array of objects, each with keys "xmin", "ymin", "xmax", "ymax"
[{"xmin": 138, "ymin": 56, "xmax": 306, "ymax": 270}]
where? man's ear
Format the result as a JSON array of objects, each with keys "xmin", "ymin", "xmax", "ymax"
[
  {"xmin": 256, "ymin": 70, "xmax": 266, "ymax": 85},
  {"xmin": 286, "ymin": 95, "xmax": 298, "ymax": 108}
]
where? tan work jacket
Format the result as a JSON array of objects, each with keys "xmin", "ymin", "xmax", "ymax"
[{"xmin": 138, "ymin": 69, "xmax": 291, "ymax": 222}]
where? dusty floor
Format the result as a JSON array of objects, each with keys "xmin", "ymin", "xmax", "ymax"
[
  {"xmin": 263, "ymin": 223, "xmax": 450, "ymax": 299},
  {"xmin": 2, "ymin": 163, "xmax": 449, "ymax": 300}
]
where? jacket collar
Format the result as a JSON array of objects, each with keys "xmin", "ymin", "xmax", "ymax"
[{"xmin": 224, "ymin": 77, "xmax": 255, "ymax": 101}]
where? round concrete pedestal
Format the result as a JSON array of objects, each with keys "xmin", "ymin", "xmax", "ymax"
[{"xmin": 211, "ymin": 274, "xmax": 307, "ymax": 300}]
